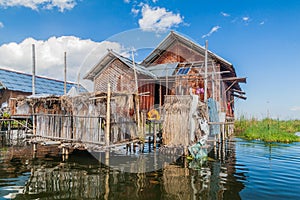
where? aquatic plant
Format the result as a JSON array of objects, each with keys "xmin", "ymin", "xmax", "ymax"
[{"xmin": 234, "ymin": 117, "xmax": 300, "ymax": 143}]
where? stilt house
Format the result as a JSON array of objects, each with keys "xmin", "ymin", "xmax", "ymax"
[{"xmin": 84, "ymin": 31, "xmax": 246, "ymax": 117}]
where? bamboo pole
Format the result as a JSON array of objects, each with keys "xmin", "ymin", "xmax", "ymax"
[
  {"xmin": 105, "ymin": 83, "xmax": 111, "ymax": 146},
  {"xmin": 32, "ymin": 44, "xmax": 36, "ymax": 136},
  {"xmin": 153, "ymin": 122, "xmax": 156, "ymax": 149},
  {"xmin": 32, "ymin": 44, "xmax": 36, "ymax": 95},
  {"xmin": 159, "ymin": 80, "xmax": 162, "ymax": 114},
  {"xmin": 104, "ymin": 151, "xmax": 110, "ymax": 200},
  {"xmin": 204, "ymin": 40, "xmax": 208, "ymax": 102},
  {"xmin": 131, "ymin": 52, "xmax": 141, "ymax": 131},
  {"xmin": 64, "ymin": 52, "xmax": 67, "ymax": 95}
]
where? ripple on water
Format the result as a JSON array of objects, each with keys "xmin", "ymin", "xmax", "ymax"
[{"xmin": 236, "ymin": 139, "xmax": 300, "ymax": 199}]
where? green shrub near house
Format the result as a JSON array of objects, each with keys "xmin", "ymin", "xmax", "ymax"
[{"xmin": 234, "ymin": 117, "xmax": 300, "ymax": 143}]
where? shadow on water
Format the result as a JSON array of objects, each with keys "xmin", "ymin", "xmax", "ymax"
[{"xmin": 0, "ymin": 137, "xmax": 250, "ymax": 199}]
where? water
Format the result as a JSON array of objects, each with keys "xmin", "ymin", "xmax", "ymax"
[{"xmin": 0, "ymin": 138, "xmax": 300, "ymax": 199}]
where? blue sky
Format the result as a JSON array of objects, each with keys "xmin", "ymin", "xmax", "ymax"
[{"xmin": 0, "ymin": 0, "xmax": 299, "ymax": 119}]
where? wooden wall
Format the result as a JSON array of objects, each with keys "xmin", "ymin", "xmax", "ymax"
[
  {"xmin": 0, "ymin": 90, "xmax": 31, "ymax": 115},
  {"xmin": 93, "ymin": 59, "xmax": 156, "ymax": 111},
  {"xmin": 94, "ymin": 59, "xmax": 136, "ymax": 93},
  {"xmin": 138, "ymin": 82, "xmax": 155, "ymax": 111},
  {"xmin": 147, "ymin": 41, "xmax": 228, "ymax": 112},
  {"xmin": 151, "ymin": 43, "xmax": 205, "ymax": 65}
]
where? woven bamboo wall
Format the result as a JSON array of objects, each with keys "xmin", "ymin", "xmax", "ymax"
[{"xmin": 163, "ymin": 96, "xmax": 192, "ymax": 146}]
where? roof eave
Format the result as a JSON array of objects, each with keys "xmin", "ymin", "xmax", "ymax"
[
  {"xmin": 83, "ymin": 51, "xmax": 114, "ymax": 80},
  {"xmin": 142, "ymin": 31, "xmax": 234, "ymax": 68}
]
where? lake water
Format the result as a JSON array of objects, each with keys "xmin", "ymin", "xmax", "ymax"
[{"xmin": 0, "ymin": 138, "xmax": 300, "ymax": 199}]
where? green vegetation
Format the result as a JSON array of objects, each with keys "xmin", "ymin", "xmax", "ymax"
[
  {"xmin": 235, "ymin": 116, "xmax": 300, "ymax": 143},
  {"xmin": 1, "ymin": 112, "xmax": 31, "ymax": 130}
]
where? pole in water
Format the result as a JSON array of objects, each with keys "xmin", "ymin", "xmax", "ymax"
[{"xmin": 153, "ymin": 122, "xmax": 157, "ymax": 149}]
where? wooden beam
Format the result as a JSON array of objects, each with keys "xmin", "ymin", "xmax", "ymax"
[
  {"xmin": 222, "ymin": 77, "xmax": 247, "ymax": 83},
  {"xmin": 232, "ymin": 93, "xmax": 247, "ymax": 100},
  {"xmin": 232, "ymin": 88, "xmax": 246, "ymax": 95},
  {"xmin": 224, "ymin": 80, "xmax": 237, "ymax": 93}
]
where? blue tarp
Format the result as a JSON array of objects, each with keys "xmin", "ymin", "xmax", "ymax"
[{"xmin": 207, "ymin": 98, "xmax": 220, "ymax": 135}]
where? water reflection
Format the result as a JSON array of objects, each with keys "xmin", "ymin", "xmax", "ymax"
[{"xmin": 0, "ymin": 139, "xmax": 247, "ymax": 199}]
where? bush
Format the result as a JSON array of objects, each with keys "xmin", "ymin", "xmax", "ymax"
[{"xmin": 234, "ymin": 118, "xmax": 300, "ymax": 143}]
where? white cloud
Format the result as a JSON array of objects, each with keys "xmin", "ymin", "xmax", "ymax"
[
  {"xmin": 0, "ymin": 22, "xmax": 3, "ymax": 28},
  {"xmin": 124, "ymin": 0, "xmax": 130, "ymax": 3},
  {"xmin": 0, "ymin": 0, "xmax": 77, "ymax": 12},
  {"xmin": 242, "ymin": 16, "xmax": 250, "ymax": 22},
  {"xmin": 131, "ymin": 7, "xmax": 139, "ymax": 15},
  {"xmin": 138, "ymin": 4, "xmax": 183, "ymax": 32},
  {"xmin": 221, "ymin": 12, "xmax": 230, "ymax": 17},
  {"xmin": 290, "ymin": 106, "xmax": 300, "ymax": 111},
  {"xmin": 0, "ymin": 36, "xmax": 123, "ymax": 90},
  {"xmin": 259, "ymin": 21, "xmax": 265, "ymax": 25},
  {"xmin": 241, "ymin": 16, "xmax": 251, "ymax": 25},
  {"xmin": 202, "ymin": 26, "xmax": 221, "ymax": 38}
]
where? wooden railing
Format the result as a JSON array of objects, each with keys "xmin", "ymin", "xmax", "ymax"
[{"xmin": 35, "ymin": 114, "xmax": 105, "ymax": 145}]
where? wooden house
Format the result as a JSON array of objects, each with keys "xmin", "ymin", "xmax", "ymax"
[
  {"xmin": 84, "ymin": 50, "xmax": 158, "ymax": 111},
  {"xmin": 142, "ymin": 31, "xmax": 246, "ymax": 116},
  {"xmin": 84, "ymin": 31, "xmax": 246, "ymax": 117},
  {"xmin": 2, "ymin": 31, "xmax": 247, "ymax": 152},
  {"xmin": 83, "ymin": 31, "xmax": 247, "ymax": 148}
]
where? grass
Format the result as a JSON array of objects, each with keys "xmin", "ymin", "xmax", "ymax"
[{"xmin": 234, "ymin": 117, "xmax": 300, "ymax": 143}]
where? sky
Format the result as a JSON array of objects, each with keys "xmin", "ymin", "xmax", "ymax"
[{"xmin": 0, "ymin": 0, "xmax": 300, "ymax": 119}]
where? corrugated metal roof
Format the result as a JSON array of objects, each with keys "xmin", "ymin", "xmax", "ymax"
[
  {"xmin": 84, "ymin": 50, "xmax": 157, "ymax": 80},
  {"xmin": 146, "ymin": 63, "xmax": 178, "ymax": 77},
  {"xmin": 110, "ymin": 50, "xmax": 157, "ymax": 78},
  {"xmin": 0, "ymin": 68, "xmax": 87, "ymax": 95}
]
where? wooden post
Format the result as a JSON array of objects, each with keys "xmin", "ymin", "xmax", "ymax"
[
  {"xmin": 32, "ymin": 44, "xmax": 36, "ymax": 95},
  {"xmin": 212, "ymin": 61, "xmax": 215, "ymax": 100},
  {"xmin": 214, "ymin": 135, "xmax": 217, "ymax": 146},
  {"xmin": 148, "ymin": 136, "xmax": 151, "ymax": 152},
  {"xmin": 64, "ymin": 52, "xmax": 67, "ymax": 95},
  {"xmin": 105, "ymin": 83, "xmax": 111, "ymax": 146},
  {"xmin": 140, "ymin": 111, "xmax": 146, "ymax": 152},
  {"xmin": 131, "ymin": 52, "xmax": 141, "ymax": 131},
  {"xmin": 104, "ymin": 150, "xmax": 110, "ymax": 200},
  {"xmin": 222, "ymin": 124, "xmax": 225, "ymax": 141},
  {"xmin": 204, "ymin": 40, "xmax": 208, "ymax": 102},
  {"xmin": 33, "ymin": 142, "xmax": 37, "ymax": 152},
  {"xmin": 135, "ymin": 94, "xmax": 141, "ymax": 132},
  {"xmin": 148, "ymin": 120, "xmax": 151, "ymax": 135},
  {"xmin": 184, "ymin": 146, "xmax": 188, "ymax": 157},
  {"xmin": 153, "ymin": 122, "xmax": 156, "ymax": 149},
  {"xmin": 159, "ymin": 80, "xmax": 162, "ymax": 114}
]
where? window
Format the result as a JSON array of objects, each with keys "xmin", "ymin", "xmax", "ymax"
[{"xmin": 176, "ymin": 67, "xmax": 190, "ymax": 75}]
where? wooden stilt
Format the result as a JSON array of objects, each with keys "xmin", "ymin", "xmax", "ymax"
[
  {"xmin": 104, "ymin": 150, "xmax": 110, "ymax": 200},
  {"xmin": 105, "ymin": 83, "xmax": 111, "ymax": 146},
  {"xmin": 148, "ymin": 136, "xmax": 151, "ymax": 152},
  {"xmin": 184, "ymin": 146, "xmax": 188, "ymax": 156},
  {"xmin": 33, "ymin": 143, "xmax": 37, "ymax": 152},
  {"xmin": 153, "ymin": 122, "xmax": 157, "ymax": 149}
]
